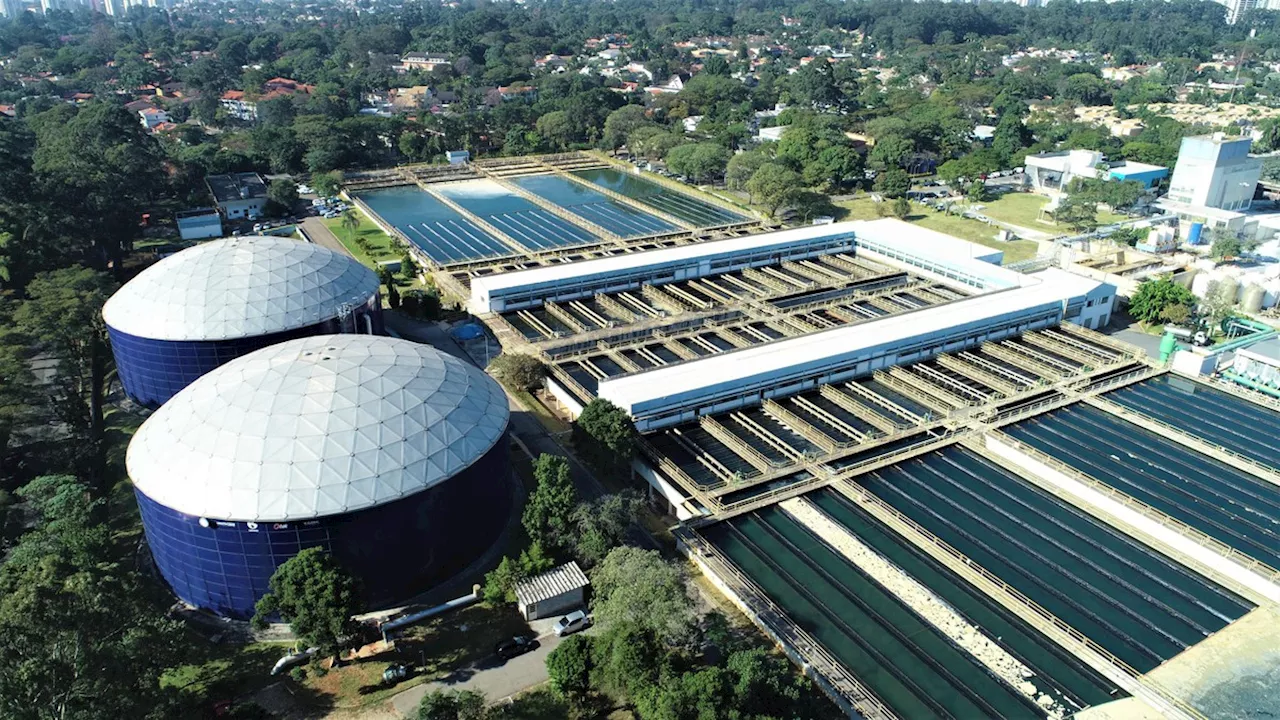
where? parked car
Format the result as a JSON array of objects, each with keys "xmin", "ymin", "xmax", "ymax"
[
  {"xmin": 382, "ymin": 663, "xmax": 409, "ymax": 685},
  {"xmin": 270, "ymin": 647, "xmax": 317, "ymax": 676},
  {"xmin": 494, "ymin": 635, "xmax": 538, "ymax": 660},
  {"xmin": 553, "ymin": 610, "xmax": 591, "ymax": 637}
]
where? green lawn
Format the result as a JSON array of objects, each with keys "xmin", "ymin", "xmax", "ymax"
[
  {"xmin": 832, "ymin": 196, "xmax": 1040, "ymax": 265},
  {"xmin": 972, "ymin": 192, "xmax": 1128, "ymax": 230},
  {"xmin": 322, "ymin": 214, "xmax": 402, "ymax": 271}
]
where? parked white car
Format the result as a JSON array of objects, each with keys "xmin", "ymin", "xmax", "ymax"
[{"xmin": 553, "ymin": 609, "xmax": 591, "ymax": 637}]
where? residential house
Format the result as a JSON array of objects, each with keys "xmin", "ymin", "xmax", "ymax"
[
  {"xmin": 496, "ymin": 85, "xmax": 538, "ymax": 102},
  {"xmin": 138, "ymin": 106, "xmax": 171, "ymax": 131},
  {"xmin": 644, "ymin": 74, "xmax": 688, "ymax": 95},
  {"xmin": 399, "ymin": 52, "xmax": 451, "ymax": 73},
  {"xmin": 535, "ymin": 54, "xmax": 571, "ymax": 72},
  {"xmin": 220, "ymin": 90, "xmax": 257, "ymax": 122}
]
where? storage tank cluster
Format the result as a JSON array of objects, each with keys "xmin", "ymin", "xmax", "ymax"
[
  {"xmin": 108, "ymin": 237, "xmax": 512, "ymax": 619},
  {"xmin": 103, "ymin": 237, "xmax": 384, "ymax": 408},
  {"xmin": 1189, "ymin": 264, "xmax": 1280, "ymax": 312}
]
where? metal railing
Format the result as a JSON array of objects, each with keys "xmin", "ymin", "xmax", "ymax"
[
  {"xmin": 680, "ymin": 530, "xmax": 898, "ymax": 720},
  {"xmin": 834, "ymin": 479, "xmax": 1208, "ymax": 720},
  {"xmin": 987, "ymin": 432, "xmax": 1280, "ymax": 586}
]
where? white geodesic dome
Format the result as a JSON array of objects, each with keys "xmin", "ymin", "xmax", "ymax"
[
  {"xmin": 127, "ymin": 335, "xmax": 510, "ymax": 522},
  {"xmin": 102, "ymin": 236, "xmax": 379, "ymax": 341}
]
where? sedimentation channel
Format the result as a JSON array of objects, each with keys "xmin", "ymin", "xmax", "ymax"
[
  {"xmin": 852, "ymin": 446, "xmax": 1254, "ymax": 673},
  {"xmin": 1104, "ymin": 374, "xmax": 1280, "ymax": 471},
  {"xmin": 701, "ymin": 505, "xmax": 1048, "ymax": 719},
  {"xmin": 1004, "ymin": 403, "xmax": 1280, "ymax": 568}
]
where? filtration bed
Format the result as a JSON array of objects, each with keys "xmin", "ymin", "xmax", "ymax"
[
  {"xmin": 702, "ymin": 506, "xmax": 1047, "ymax": 719},
  {"xmin": 509, "ymin": 174, "xmax": 677, "ymax": 237},
  {"xmin": 355, "ymin": 186, "xmax": 510, "ymax": 264},
  {"xmin": 1005, "ymin": 404, "xmax": 1280, "ymax": 569},
  {"xmin": 855, "ymin": 446, "xmax": 1253, "ymax": 673},
  {"xmin": 435, "ymin": 180, "xmax": 600, "ymax": 251},
  {"xmin": 1105, "ymin": 375, "xmax": 1280, "ymax": 470},
  {"xmin": 808, "ymin": 489, "xmax": 1125, "ymax": 713},
  {"xmin": 571, "ymin": 167, "xmax": 746, "ymax": 227}
]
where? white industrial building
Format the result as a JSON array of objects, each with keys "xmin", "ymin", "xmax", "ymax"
[
  {"xmin": 1164, "ymin": 133, "xmax": 1261, "ymax": 212},
  {"xmin": 597, "ymin": 267, "xmax": 1112, "ymax": 431},
  {"xmin": 469, "ymin": 223, "xmax": 858, "ymax": 313},
  {"xmin": 527, "ymin": 217, "xmax": 1115, "ymax": 431}
]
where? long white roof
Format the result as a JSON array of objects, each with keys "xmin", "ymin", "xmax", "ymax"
[
  {"xmin": 127, "ymin": 335, "xmax": 509, "ymax": 522},
  {"xmin": 470, "ymin": 222, "xmax": 858, "ymax": 296},
  {"xmin": 597, "ymin": 274, "xmax": 1096, "ymax": 415},
  {"xmin": 103, "ymin": 236, "xmax": 379, "ymax": 341}
]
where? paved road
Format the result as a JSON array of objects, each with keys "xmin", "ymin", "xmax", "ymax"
[
  {"xmin": 1105, "ymin": 325, "xmax": 1164, "ymax": 360},
  {"xmin": 389, "ymin": 631, "xmax": 566, "ymax": 715},
  {"xmin": 300, "ymin": 216, "xmax": 348, "ymax": 254}
]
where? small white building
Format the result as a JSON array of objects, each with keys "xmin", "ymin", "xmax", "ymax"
[
  {"xmin": 445, "ymin": 150, "xmax": 470, "ymax": 165},
  {"xmin": 757, "ymin": 125, "xmax": 788, "ymax": 142},
  {"xmin": 1024, "ymin": 149, "xmax": 1105, "ymax": 195},
  {"xmin": 515, "ymin": 562, "xmax": 590, "ymax": 620}
]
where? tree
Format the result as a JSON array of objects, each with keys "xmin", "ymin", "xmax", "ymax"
[
  {"xmin": 629, "ymin": 127, "xmax": 686, "ymax": 161},
  {"xmin": 572, "ymin": 490, "xmax": 640, "ymax": 566},
  {"xmin": 892, "ymin": 196, "xmax": 911, "ymax": 219},
  {"xmin": 266, "ymin": 179, "xmax": 299, "ymax": 217},
  {"xmin": 523, "ymin": 453, "xmax": 578, "ymax": 550},
  {"xmin": 488, "ymin": 353, "xmax": 546, "ymax": 391},
  {"xmin": 724, "ymin": 150, "xmax": 768, "ymax": 192},
  {"xmin": 546, "ymin": 634, "xmax": 593, "ymax": 700},
  {"xmin": 341, "ymin": 209, "xmax": 361, "ymax": 241},
  {"xmin": 1054, "ymin": 195, "xmax": 1098, "ymax": 233},
  {"xmin": 603, "ymin": 105, "xmax": 651, "ymax": 150},
  {"xmin": 14, "ymin": 269, "xmax": 115, "ymax": 493},
  {"xmin": 664, "ymin": 143, "xmax": 730, "ymax": 184},
  {"xmin": 873, "ymin": 167, "xmax": 911, "ymax": 199},
  {"xmin": 1160, "ymin": 303, "xmax": 1190, "ymax": 325},
  {"xmin": 966, "ymin": 180, "xmax": 990, "ymax": 202},
  {"xmin": 536, "ymin": 111, "xmax": 574, "ymax": 150},
  {"xmin": 251, "ymin": 547, "xmax": 362, "ymax": 658},
  {"xmin": 573, "ymin": 398, "xmax": 636, "ymax": 476},
  {"xmin": 311, "ymin": 170, "xmax": 343, "ymax": 198},
  {"xmin": 416, "ymin": 689, "xmax": 487, "ymax": 720},
  {"xmin": 30, "ymin": 102, "xmax": 164, "ymax": 274},
  {"xmin": 805, "ymin": 144, "xmax": 864, "ymax": 192},
  {"xmin": 591, "ymin": 547, "xmax": 697, "ymax": 647},
  {"xmin": 482, "ymin": 555, "xmax": 524, "ymax": 604},
  {"xmin": 591, "ymin": 621, "xmax": 665, "ymax": 699},
  {"xmin": 746, "ymin": 163, "xmax": 802, "ymax": 217},
  {"xmin": 791, "ymin": 191, "xmax": 836, "ymax": 223},
  {"xmin": 1129, "ymin": 276, "xmax": 1196, "ymax": 324},
  {"xmin": 0, "ymin": 475, "xmax": 188, "ymax": 720},
  {"xmin": 1211, "ymin": 234, "xmax": 1243, "ymax": 260},
  {"xmin": 401, "ymin": 252, "xmax": 418, "ymax": 280},
  {"xmin": 1107, "ymin": 226, "xmax": 1146, "ymax": 247},
  {"xmin": 401, "ymin": 289, "xmax": 442, "ymax": 320}
]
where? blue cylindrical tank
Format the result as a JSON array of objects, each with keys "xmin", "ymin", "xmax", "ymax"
[
  {"xmin": 128, "ymin": 335, "xmax": 512, "ymax": 619},
  {"xmin": 103, "ymin": 237, "xmax": 382, "ymax": 408},
  {"xmin": 1187, "ymin": 222, "xmax": 1204, "ymax": 245}
]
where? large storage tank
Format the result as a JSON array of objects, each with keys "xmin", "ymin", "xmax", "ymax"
[
  {"xmin": 127, "ymin": 335, "xmax": 511, "ymax": 619},
  {"xmin": 103, "ymin": 237, "xmax": 382, "ymax": 408}
]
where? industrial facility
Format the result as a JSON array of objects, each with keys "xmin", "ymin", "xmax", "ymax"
[
  {"xmin": 435, "ymin": 158, "xmax": 1279, "ymax": 720},
  {"xmin": 127, "ymin": 334, "xmax": 511, "ymax": 619},
  {"xmin": 103, "ymin": 236, "xmax": 382, "ymax": 407}
]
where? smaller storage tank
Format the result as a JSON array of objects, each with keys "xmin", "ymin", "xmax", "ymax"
[
  {"xmin": 1216, "ymin": 276, "xmax": 1241, "ymax": 306},
  {"xmin": 1242, "ymin": 284, "xmax": 1266, "ymax": 313}
]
